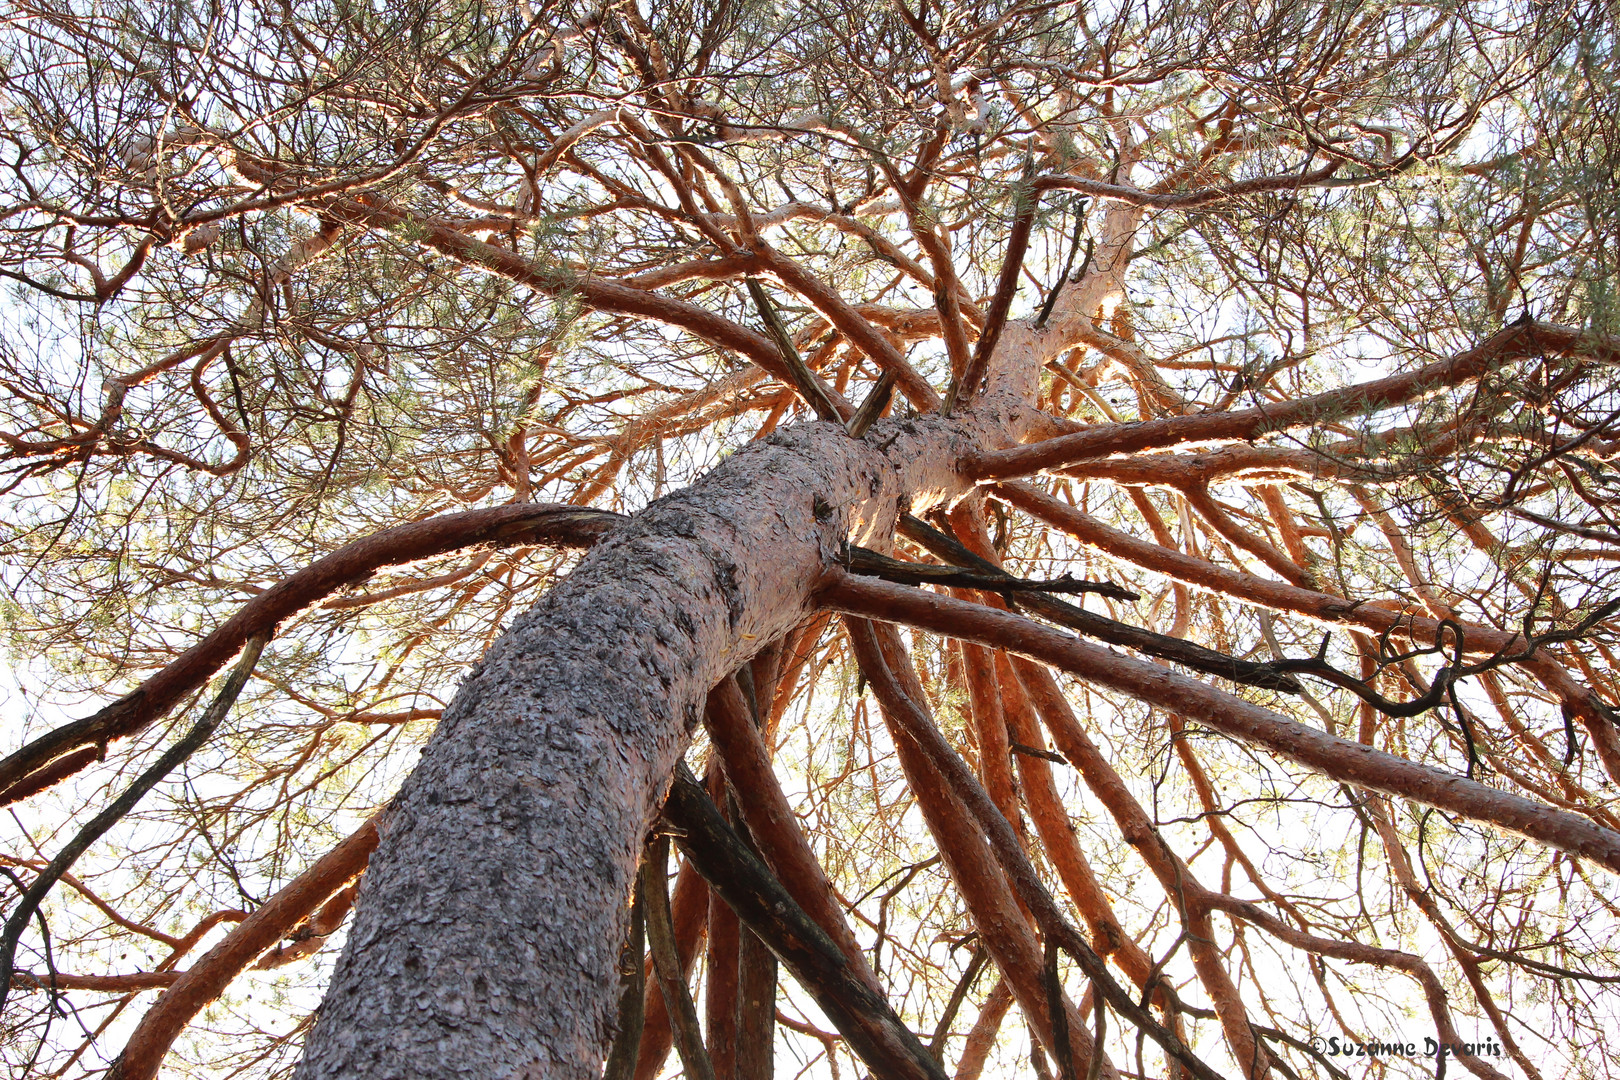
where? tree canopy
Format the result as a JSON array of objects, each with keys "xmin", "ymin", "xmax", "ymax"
[{"xmin": 2, "ymin": 0, "xmax": 1619, "ymax": 1077}]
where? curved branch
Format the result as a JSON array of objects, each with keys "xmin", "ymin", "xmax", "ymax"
[
  {"xmin": 965, "ymin": 322, "xmax": 1597, "ymax": 479},
  {"xmin": 1031, "ymin": 161, "xmax": 1342, "ymax": 209},
  {"xmin": 0, "ymin": 504, "xmax": 621, "ymax": 805},
  {"xmin": 0, "ymin": 634, "xmax": 268, "ymax": 1015},
  {"xmin": 1197, "ymin": 893, "xmax": 1509, "ymax": 1080},
  {"xmin": 319, "ymin": 195, "xmax": 860, "ymax": 413},
  {"xmin": 844, "ymin": 618, "xmax": 1233, "ymax": 1080},
  {"xmin": 110, "ymin": 816, "xmax": 380, "ymax": 1080},
  {"xmin": 820, "ymin": 570, "xmax": 1620, "ymax": 875}
]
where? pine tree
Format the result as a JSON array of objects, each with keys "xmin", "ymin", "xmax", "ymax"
[{"xmin": 2, "ymin": 1, "xmax": 1619, "ymax": 1077}]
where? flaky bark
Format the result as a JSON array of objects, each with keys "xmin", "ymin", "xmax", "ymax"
[{"xmin": 294, "ymin": 394, "xmax": 1035, "ymax": 1078}]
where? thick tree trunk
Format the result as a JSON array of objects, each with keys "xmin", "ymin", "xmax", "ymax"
[{"xmin": 293, "ymin": 397, "xmax": 1032, "ymax": 1078}]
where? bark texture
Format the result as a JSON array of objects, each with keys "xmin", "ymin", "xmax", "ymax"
[{"xmin": 294, "ymin": 402, "xmax": 1025, "ymax": 1079}]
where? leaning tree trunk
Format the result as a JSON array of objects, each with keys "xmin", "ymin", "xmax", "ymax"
[{"xmin": 293, "ymin": 363, "xmax": 1042, "ymax": 1078}]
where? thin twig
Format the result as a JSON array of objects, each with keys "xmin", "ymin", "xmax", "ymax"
[{"xmin": 0, "ymin": 633, "xmax": 269, "ymax": 1013}]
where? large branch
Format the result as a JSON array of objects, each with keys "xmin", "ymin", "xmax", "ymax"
[
  {"xmin": 702, "ymin": 680, "xmax": 879, "ymax": 986},
  {"xmin": 890, "ymin": 515, "xmax": 1302, "ymax": 691},
  {"xmin": 844, "ymin": 619, "xmax": 1232, "ymax": 1080},
  {"xmin": 927, "ymin": 505, "xmax": 1271, "ymax": 1074},
  {"xmin": 964, "ymin": 322, "xmax": 1592, "ymax": 479},
  {"xmin": 632, "ymin": 848, "xmax": 711, "ymax": 1080},
  {"xmin": 854, "ymin": 620, "xmax": 1119, "ymax": 1080},
  {"xmin": 0, "ymin": 504, "xmax": 621, "ymax": 806},
  {"xmin": 1031, "ymin": 161, "xmax": 1343, "ymax": 209},
  {"xmin": 819, "ymin": 570, "xmax": 1620, "ymax": 875},
  {"xmin": 1008, "ymin": 656, "xmax": 1508, "ymax": 1080}
]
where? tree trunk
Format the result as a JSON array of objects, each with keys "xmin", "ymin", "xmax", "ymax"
[{"xmin": 294, "ymin": 397, "xmax": 1033, "ymax": 1078}]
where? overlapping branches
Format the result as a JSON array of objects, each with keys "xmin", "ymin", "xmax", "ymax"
[{"xmin": 3, "ymin": 1, "xmax": 1619, "ymax": 1078}]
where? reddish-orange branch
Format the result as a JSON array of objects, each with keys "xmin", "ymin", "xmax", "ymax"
[
  {"xmin": 703, "ymin": 679, "xmax": 881, "ymax": 991},
  {"xmin": 848, "ymin": 618, "xmax": 1235, "ymax": 1080},
  {"xmin": 993, "ymin": 655, "xmax": 1159, "ymax": 990},
  {"xmin": 843, "ymin": 619, "xmax": 1115, "ymax": 1079},
  {"xmin": 1179, "ymin": 485, "xmax": 1310, "ymax": 588},
  {"xmin": 954, "ymin": 978, "xmax": 1015, "ymax": 1080},
  {"xmin": 320, "ymin": 195, "xmax": 885, "ymax": 415},
  {"xmin": 966, "ymin": 322, "xmax": 1592, "ymax": 480},
  {"xmin": 0, "ymin": 504, "xmax": 620, "ymax": 806},
  {"xmin": 941, "ymin": 505, "xmax": 1253, "ymax": 1061},
  {"xmin": 959, "ymin": 641, "xmax": 1021, "ymax": 834},
  {"xmin": 706, "ymin": 880, "xmax": 741, "ymax": 1080},
  {"xmin": 111, "ymin": 816, "xmax": 380, "ymax": 1080},
  {"xmin": 820, "ymin": 569, "xmax": 1620, "ymax": 875},
  {"xmin": 993, "ymin": 481, "xmax": 1620, "ymax": 785},
  {"xmin": 1008, "ymin": 659, "xmax": 1273, "ymax": 1078},
  {"xmin": 10, "ymin": 970, "xmax": 181, "ymax": 993}
]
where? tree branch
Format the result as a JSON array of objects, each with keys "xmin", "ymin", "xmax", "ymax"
[{"xmin": 821, "ymin": 570, "xmax": 1620, "ymax": 875}]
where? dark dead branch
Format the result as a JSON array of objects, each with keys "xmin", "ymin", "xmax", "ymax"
[
  {"xmin": 893, "ymin": 515, "xmax": 1302, "ymax": 693},
  {"xmin": 661, "ymin": 762, "xmax": 947, "ymax": 1080}
]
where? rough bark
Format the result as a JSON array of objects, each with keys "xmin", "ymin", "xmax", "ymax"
[{"xmin": 293, "ymin": 398, "xmax": 1029, "ymax": 1078}]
